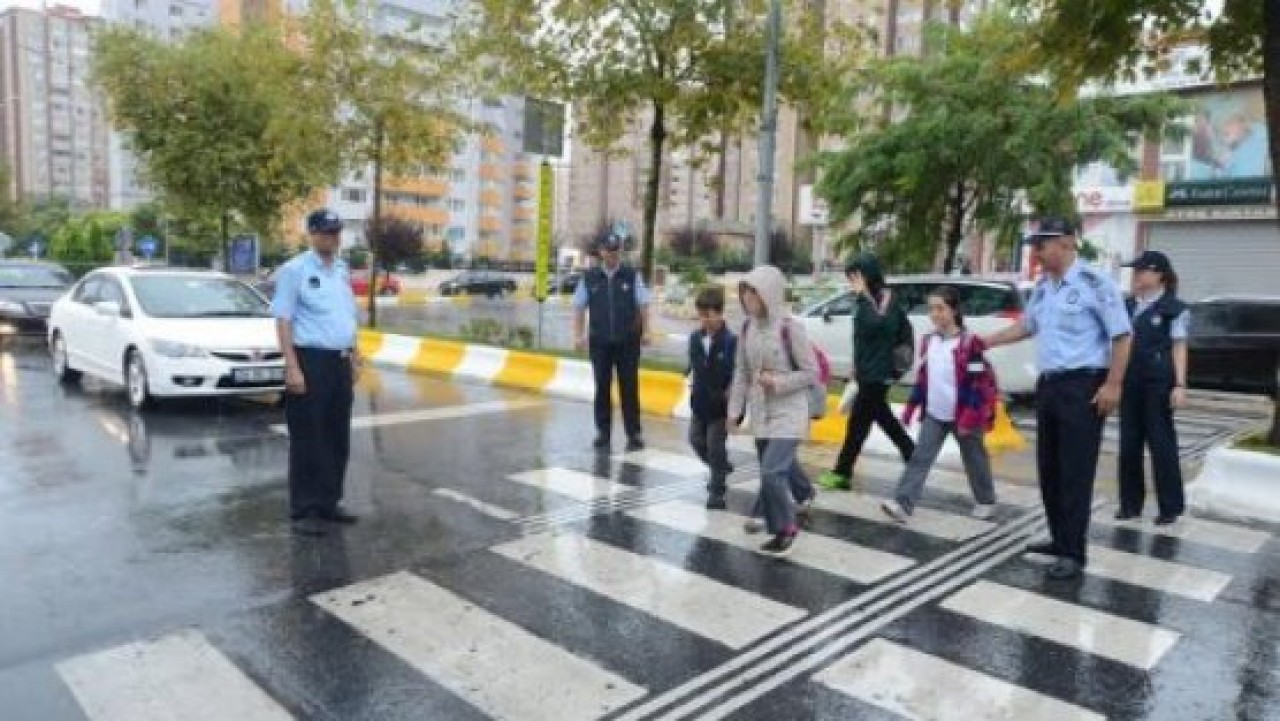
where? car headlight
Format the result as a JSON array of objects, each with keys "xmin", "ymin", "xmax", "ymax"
[
  {"xmin": 150, "ymin": 339, "xmax": 208, "ymax": 358},
  {"xmin": 0, "ymin": 300, "xmax": 25, "ymax": 314}
]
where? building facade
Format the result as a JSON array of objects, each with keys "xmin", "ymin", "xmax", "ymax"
[{"xmin": 0, "ymin": 5, "xmax": 109, "ymax": 207}]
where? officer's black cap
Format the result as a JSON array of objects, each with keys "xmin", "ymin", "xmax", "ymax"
[
  {"xmin": 307, "ymin": 209, "xmax": 344, "ymax": 234},
  {"xmin": 1027, "ymin": 216, "xmax": 1078, "ymax": 244},
  {"xmin": 599, "ymin": 233, "xmax": 624, "ymax": 251},
  {"xmin": 1123, "ymin": 249, "xmax": 1174, "ymax": 274}
]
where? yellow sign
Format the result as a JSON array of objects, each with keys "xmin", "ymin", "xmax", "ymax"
[
  {"xmin": 1134, "ymin": 181, "xmax": 1166, "ymax": 211},
  {"xmin": 535, "ymin": 161, "xmax": 554, "ymax": 302}
]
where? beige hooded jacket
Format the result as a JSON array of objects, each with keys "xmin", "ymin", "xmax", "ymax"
[{"xmin": 728, "ymin": 265, "xmax": 817, "ymax": 440}]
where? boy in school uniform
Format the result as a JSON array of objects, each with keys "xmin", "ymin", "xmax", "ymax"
[{"xmin": 688, "ymin": 286, "xmax": 737, "ymax": 509}]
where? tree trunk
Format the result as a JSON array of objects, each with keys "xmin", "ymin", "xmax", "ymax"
[
  {"xmin": 220, "ymin": 211, "xmax": 230, "ymax": 274},
  {"xmin": 943, "ymin": 182, "xmax": 965, "ymax": 274},
  {"xmin": 1263, "ymin": 0, "xmax": 1280, "ymax": 445},
  {"xmin": 642, "ymin": 102, "xmax": 667, "ymax": 285},
  {"xmin": 367, "ymin": 119, "xmax": 385, "ymax": 328}
]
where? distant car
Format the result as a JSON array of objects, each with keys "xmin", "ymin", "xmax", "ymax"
[
  {"xmin": 548, "ymin": 271, "xmax": 582, "ymax": 295},
  {"xmin": 350, "ymin": 269, "xmax": 401, "ymax": 297},
  {"xmin": 48, "ymin": 267, "xmax": 285, "ymax": 409},
  {"xmin": 800, "ymin": 274, "xmax": 1040, "ymax": 395},
  {"xmin": 0, "ymin": 261, "xmax": 74, "ymax": 336},
  {"xmin": 439, "ymin": 271, "xmax": 518, "ymax": 298},
  {"xmin": 1187, "ymin": 295, "xmax": 1280, "ymax": 397}
]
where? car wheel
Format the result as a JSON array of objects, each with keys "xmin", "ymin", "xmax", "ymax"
[
  {"xmin": 126, "ymin": 349, "xmax": 155, "ymax": 410},
  {"xmin": 50, "ymin": 332, "xmax": 82, "ymax": 384}
]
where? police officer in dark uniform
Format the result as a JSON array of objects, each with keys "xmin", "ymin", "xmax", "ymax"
[
  {"xmin": 985, "ymin": 217, "xmax": 1132, "ymax": 580},
  {"xmin": 1117, "ymin": 250, "xmax": 1189, "ymax": 525},
  {"xmin": 572, "ymin": 232, "xmax": 651, "ymax": 451},
  {"xmin": 272, "ymin": 209, "xmax": 361, "ymax": 537}
]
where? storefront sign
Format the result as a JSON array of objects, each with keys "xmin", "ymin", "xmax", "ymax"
[
  {"xmin": 1161, "ymin": 206, "xmax": 1278, "ymax": 221},
  {"xmin": 1134, "ymin": 181, "xmax": 1165, "ymax": 211},
  {"xmin": 1075, "ymin": 186, "xmax": 1134, "ymax": 214},
  {"xmin": 1165, "ymin": 179, "xmax": 1273, "ymax": 207}
]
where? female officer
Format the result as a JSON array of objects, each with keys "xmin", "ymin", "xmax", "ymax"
[{"xmin": 1117, "ymin": 250, "xmax": 1189, "ymax": 526}]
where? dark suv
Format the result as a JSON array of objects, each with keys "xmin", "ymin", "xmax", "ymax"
[
  {"xmin": 438, "ymin": 271, "xmax": 518, "ymax": 298},
  {"xmin": 1188, "ymin": 296, "xmax": 1280, "ymax": 396},
  {"xmin": 0, "ymin": 261, "xmax": 74, "ymax": 335}
]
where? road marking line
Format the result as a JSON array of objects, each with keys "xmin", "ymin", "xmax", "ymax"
[
  {"xmin": 940, "ymin": 580, "xmax": 1180, "ymax": 670},
  {"xmin": 627, "ymin": 500, "xmax": 915, "ymax": 584},
  {"xmin": 615, "ymin": 448, "xmax": 710, "ymax": 478},
  {"xmin": 815, "ymin": 638, "xmax": 1105, "ymax": 721},
  {"xmin": 493, "ymin": 532, "xmax": 806, "ymax": 649},
  {"xmin": 1092, "ymin": 510, "xmax": 1270, "ymax": 555},
  {"xmin": 57, "ymin": 630, "xmax": 293, "ymax": 721},
  {"xmin": 507, "ymin": 467, "xmax": 626, "ymax": 502},
  {"xmin": 431, "ymin": 488, "xmax": 519, "ymax": 521},
  {"xmin": 812, "ymin": 492, "xmax": 996, "ymax": 541},
  {"xmin": 313, "ymin": 571, "xmax": 646, "ymax": 721},
  {"xmin": 613, "ymin": 510, "xmax": 1047, "ymax": 720},
  {"xmin": 1022, "ymin": 544, "xmax": 1232, "ymax": 602},
  {"xmin": 269, "ymin": 398, "xmax": 542, "ymax": 434}
]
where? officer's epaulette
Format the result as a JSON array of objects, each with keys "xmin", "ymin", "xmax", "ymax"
[{"xmin": 1079, "ymin": 267, "xmax": 1104, "ymax": 288}]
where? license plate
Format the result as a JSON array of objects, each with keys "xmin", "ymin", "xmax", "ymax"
[{"xmin": 233, "ymin": 367, "xmax": 285, "ymax": 383}]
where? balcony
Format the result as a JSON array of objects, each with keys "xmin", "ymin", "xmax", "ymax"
[
  {"xmin": 512, "ymin": 227, "xmax": 532, "ymax": 242},
  {"xmin": 479, "ymin": 164, "xmax": 503, "ymax": 182},
  {"xmin": 384, "ymin": 176, "xmax": 448, "ymax": 197},
  {"xmin": 481, "ymin": 135, "xmax": 504, "ymax": 154},
  {"xmin": 479, "ymin": 216, "xmax": 502, "ymax": 233},
  {"xmin": 513, "ymin": 162, "xmax": 534, "ymax": 181},
  {"xmin": 480, "ymin": 189, "xmax": 503, "ymax": 207},
  {"xmin": 383, "ymin": 203, "xmax": 449, "ymax": 225},
  {"xmin": 513, "ymin": 185, "xmax": 534, "ymax": 200},
  {"xmin": 513, "ymin": 206, "xmax": 535, "ymax": 221}
]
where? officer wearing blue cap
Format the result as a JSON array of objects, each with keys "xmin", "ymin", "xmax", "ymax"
[
  {"xmin": 572, "ymin": 230, "xmax": 651, "ymax": 451},
  {"xmin": 272, "ymin": 208, "xmax": 360, "ymax": 536},
  {"xmin": 1117, "ymin": 249, "xmax": 1189, "ymax": 525},
  {"xmin": 985, "ymin": 217, "xmax": 1132, "ymax": 580}
]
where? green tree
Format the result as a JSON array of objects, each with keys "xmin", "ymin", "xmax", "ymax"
[
  {"xmin": 817, "ymin": 16, "xmax": 1182, "ymax": 273},
  {"xmin": 459, "ymin": 0, "xmax": 864, "ymax": 284},
  {"xmin": 93, "ymin": 26, "xmax": 341, "ymax": 273},
  {"xmin": 368, "ymin": 216, "xmax": 425, "ymax": 271},
  {"xmin": 299, "ymin": 0, "xmax": 462, "ymax": 326},
  {"xmin": 47, "ymin": 211, "xmax": 126, "ymax": 266}
]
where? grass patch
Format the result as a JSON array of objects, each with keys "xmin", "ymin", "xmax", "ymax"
[{"xmin": 1235, "ymin": 433, "xmax": 1280, "ymax": 457}]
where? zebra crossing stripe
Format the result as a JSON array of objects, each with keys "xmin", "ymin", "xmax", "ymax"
[
  {"xmin": 612, "ymin": 509, "xmax": 1048, "ymax": 720},
  {"xmin": 312, "ymin": 571, "xmax": 647, "ymax": 721},
  {"xmin": 1023, "ymin": 544, "xmax": 1232, "ymax": 602},
  {"xmin": 614, "ymin": 449, "xmax": 711, "ymax": 478},
  {"xmin": 815, "ymin": 638, "xmax": 1105, "ymax": 721},
  {"xmin": 507, "ymin": 467, "xmax": 626, "ymax": 502},
  {"xmin": 1092, "ymin": 510, "xmax": 1270, "ymax": 555},
  {"xmin": 940, "ymin": 581, "xmax": 1181, "ymax": 670},
  {"xmin": 627, "ymin": 500, "xmax": 916, "ymax": 584},
  {"xmin": 431, "ymin": 488, "xmax": 520, "ymax": 521},
  {"xmin": 268, "ymin": 399, "xmax": 542, "ymax": 435},
  {"xmin": 56, "ymin": 630, "xmax": 294, "ymax": 721},
  {"xmin": 492, "ymin": 532, "xmax": 808, "ymax": 649},
  {"xmin": 810, "ymin": 492, "xmax": 996, "ymax": 541}
]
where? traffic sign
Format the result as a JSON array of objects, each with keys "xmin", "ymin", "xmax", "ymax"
[{"xmin": 138, "ymin": 235, "xmax": 159, "ymax": 259}]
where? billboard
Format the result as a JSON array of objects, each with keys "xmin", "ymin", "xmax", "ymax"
[
  {"xmin": 523, "ymin": 98, "xmax": 566, "ymax": 157},
  {"xmin": 1185, "ymin": 88, "xmax": 1270, "ymax": 180}
]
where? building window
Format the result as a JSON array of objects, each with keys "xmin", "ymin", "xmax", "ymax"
[
  {"xmin": 341, "ymin": 187, "xmax": 368, "ymax": 203},
  {"xmin": 1159, "ymin": 118, "xmax": 1190, "ymax": 182},
  {"xmin": 450, "ymin": 199, "xmax": 465, "ymax": 212},
  {"xmin": 170, "ymin": 4, "xmax": 183, "ymax": 16},
  {"xmin": 451, "ymin": 168, "xmax": 465, "ymax": 182}
]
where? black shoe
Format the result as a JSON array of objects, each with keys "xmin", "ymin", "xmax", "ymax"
[
  {"xmin": 1026, "ymin": 541, "xmax": 1060, "ymax": 557},
  {"xmin": 626, "ymin": 437, "xmax": 645, "ymax": 452},
  {"xmin": 292, "ymin": 516, "xmax": 328, "ymax": 537},
  {"xmin": 593, "ymin": 435, "xmax": 611, "ymax": 450},
  {"xmin": 1114, "ymin": 510, "xmax": 1141, "ymax": 521},
  {"xmin": 1047, "ymin": 558, "xmax": 1084, "ymax": 580},
  {"xmin": 759, "ymin": 532, "xmax": 797, "ymax": 558},
  {"xmin": 1154, "ymin": 514, "xmax": 1180, "ymax": 526},
  {"xmin": 321, "ymin": 507, "xmax": 359, "ymax": 525},
  {"xmin": 706, "ymin": 495, "xmax": 728, "ymax": 510}
]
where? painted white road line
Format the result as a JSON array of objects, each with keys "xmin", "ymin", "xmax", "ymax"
[
  {"xmin": 940, "ymin": 580, "xmax": 1180, "ymax": 670},
  {"xmin": 1022, "ymin": 545, "xmax": 1232, "ymax": 603},
  {"xmin": 270, "ymin": 398, "xmax": 543, "ymax": 434},
  {"xmin": 815, "ymin": 638, "xmax": 1105, "ymax": 721},
  {"xmin": 493, "ymin": 532, "xmax": 807, "ymax": 649},
  {"xmin": 1092, "ymin": 511, "xmax": 1270, "ymax": 555},
  {"xmin": 507, "ymin": 467, "xmax": 626, "ymax": 503},
  {"xmin": 813, "ymin": 492, "xmax": 995, "ymax": 541},
  {"xmin": 312, "ymin": 571, "xmax": 646, "ymax": 721},
  {"xmin": 854, "ymin": 456, "xmax": 1043, "ymax": 508},
  {"xmin": 57, "ymin": 630, "xmax": 293, "ymax": 721},
  {"xmin": 616, "ymin": 448, "xmax": 710, "ymax": 478},
  {"xmin": 627, "ymin": 500, "xmax": 915, "ymax": 585},
  {"xmin": 431, "ymin": 488, "xmax": 519, "ymax": 521}
]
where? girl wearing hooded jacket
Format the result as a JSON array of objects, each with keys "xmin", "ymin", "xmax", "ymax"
[{"xmin": 729, "ymin": 265, "xmax": 818, "ymax": 557}]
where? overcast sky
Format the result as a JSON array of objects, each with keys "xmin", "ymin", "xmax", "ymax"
[{"xmin": 0, "ymin": 0, "xmax": 102, "ymax": 15}]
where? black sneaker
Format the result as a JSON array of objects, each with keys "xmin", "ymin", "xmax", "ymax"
[
  {"xmin": 1154, "ymin": 514, "xmax": 1180, "ymax": 526},
  {"xmin": 705, "ymin": 495, "xmax": 728, "ymax": 510},
  {"xmin": 1047, "ymin": 558, "xmax": 1084, "ymax": 580},
  {"xmin": 1114, "ymin": 510, "xmax": 1140, "ymax": 521},
  {"xmin": 320, "ymin": 507, "xmax": 359, "ymax": 525},
  {"xmin": 626, "ymin": 437, "xmax": 646, "ymax": 452},
  {"xmin": 759, "ymin": 533, "xmax": 797, "ymax": 558},
  {"xmin": 593, "ymin": 435, "xmax": 611, "ymax": 450}
]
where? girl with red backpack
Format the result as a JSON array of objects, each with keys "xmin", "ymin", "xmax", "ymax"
[{"xmin": 881, "ymin": 286, "xmax": 999, "ymax": 524}]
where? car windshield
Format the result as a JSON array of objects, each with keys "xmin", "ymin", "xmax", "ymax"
[
  {"xmin": 0, "ymin": 264, "xmax": 71, "ymax": 288},
  {"xmin": 130, "ymin": 276, "xmax": 270, "ymax": 318}
]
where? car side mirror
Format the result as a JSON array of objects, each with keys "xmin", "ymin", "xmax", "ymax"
[{"xmin": 93, "ymin": 301, "xmax": 122, "ymax": 317}]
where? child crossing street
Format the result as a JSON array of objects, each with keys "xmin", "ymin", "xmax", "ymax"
[{"xmin": 687, "ymin": 286, "xmax": 737, "ymax": 510}]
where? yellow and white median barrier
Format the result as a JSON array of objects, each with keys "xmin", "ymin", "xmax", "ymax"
[{"xmin": 357, "ymin": 330, "xmax": 1027, "ymax": 452}]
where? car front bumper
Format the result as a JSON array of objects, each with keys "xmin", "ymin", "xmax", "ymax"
[{"xmin": 147, "ymin": 354, "xmax": 285, "ymax": 398}]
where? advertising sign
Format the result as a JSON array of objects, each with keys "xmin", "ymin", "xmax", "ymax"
[{"xmin": 1075, "ymin": 186, "xmax": 1135, "ymax": 214}]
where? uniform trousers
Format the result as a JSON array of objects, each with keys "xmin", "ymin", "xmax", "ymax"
[
  {"xmin": 1035, "ymin": 370, "xmax": 1107, "ymax": 564},
  {"xmin": 285, "ymin": 347, "xmax": 354, "ymax": 519}
]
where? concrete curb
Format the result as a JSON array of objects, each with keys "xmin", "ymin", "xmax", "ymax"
[
  {"xmin": 1189, "ymin": 446, "xmax": 1280, "ymax": 524},
  {"xmin": 356, "ymin": 329, "xmax": 1027, "ymax": 453}
]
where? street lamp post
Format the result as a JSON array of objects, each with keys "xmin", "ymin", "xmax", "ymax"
[{"xmin": 753, "ymin": 0, "xmax": 782, "ymax": 266}]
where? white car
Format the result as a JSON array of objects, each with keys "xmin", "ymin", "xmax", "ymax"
[
  {"xmin": 48, "ymin": 267, "xmax": 285, "ymax": 409},
  {"xmin": 800, "ymin": 275, "xmax": 1040, "ymax": 396}
]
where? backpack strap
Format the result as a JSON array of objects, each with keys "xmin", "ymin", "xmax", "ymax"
[{"xmin": 780, "ymin": 320, "xmax": 801, "ymax": 371}]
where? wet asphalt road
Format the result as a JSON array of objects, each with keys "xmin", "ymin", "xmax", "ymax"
[{"xmin": 2, "ymin": 338, "xmax": 1278, "ymax": 721}]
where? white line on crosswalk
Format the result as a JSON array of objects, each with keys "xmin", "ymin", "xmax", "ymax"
[
  {"xmin": 56, "ymin": 630, "xmax": 294, "ymax": 721},
  {"xmin": 1023, "ymin": 544, "xmax": 1232, "ymax": 602},
  {"xmin": 269, "ymin": 399, "xmax": 543, "ymax": 434},
  {"xmin": 507, "ymin": 467, "xmax": 625, "ymax": 502},
  {"xmin": 1092, "ymin": 510, "xmax": 1270, "ymax": 555},
  {"xmin": 854, "ymin": 455, "xmax": 1044, "ymax": 507},
  {"xmin": 493, "ymin": 532, "xmax": 807, "ymax": 649},
  {"xmin": 312, "ymin": 571, "xmax": 646, "ymax": 721},
  {"xmin": 615, "ymin": 448, "xmax": 711, "ymax": 478},
  {"xmin": 940, "ymin": 580, "xmax": 1180, "ymax": 670},
  {"xmin": 431, "ymin": 488, "xmax": 519, "ymax": 521},
  {"xmin": 815, "ymin": 638, "xmax": 1105, "ymax": 721},
  {"xmin": 627, "ymin": 500, "xmax": 915, "ymax": 584},
  {"xmin": 812, "ymin": 492, "xmax": 995, "ymax": 541}
]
